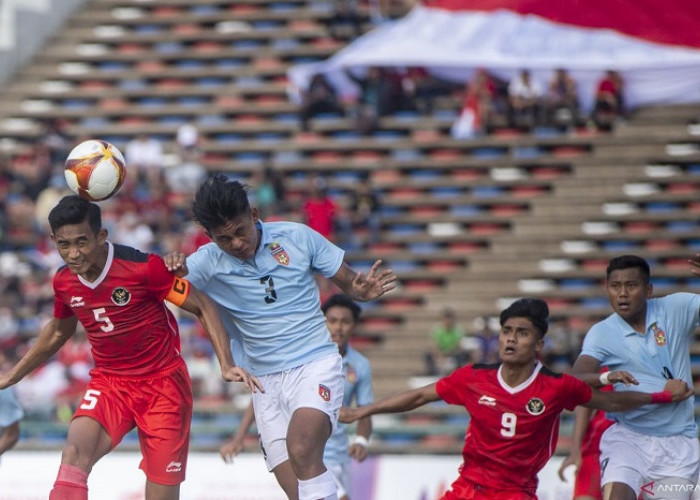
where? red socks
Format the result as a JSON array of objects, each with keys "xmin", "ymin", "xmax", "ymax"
[{"xmin": 49, "ymin": 464, "xmax": 88, "ymax": 500}]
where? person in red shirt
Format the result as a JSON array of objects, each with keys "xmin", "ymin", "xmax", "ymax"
[
  {"xmin": 340, "ymin": 298, "xmax": 692, "ymax": 500},
  {"xmin": 557, "ymin": 375, "xmax": 614, "ymax": 500},
  {"xmin": 0, "ymin": 195, "xmax": 262, "ymax": 500}
]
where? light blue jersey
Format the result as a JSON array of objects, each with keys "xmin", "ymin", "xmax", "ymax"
[
  {"xmin": 581, "ymin": 292, "xmax": 700, "ymax": 437},
  {"xmin": 0, "ymin": 387, "xmax": 23, "ymax": 429},
  {"xmin": 186, "ymin": 221, "xmax": 343, "ymax": 376},
  {"xmin": 324, "ymin": 346, "xmax": 373, "ymax": 465}
]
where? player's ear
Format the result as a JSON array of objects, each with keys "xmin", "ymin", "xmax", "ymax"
[
  {"xmin": 98, "ymin": 228, "xmax": 108, "ymax": 243},
  {"xmin": 250, "ymin": 207, "xmax": 259, "ymax": 221},
  {"xmin": 646, "ymin": 282, "xmax": 653, "ymax": 298}
]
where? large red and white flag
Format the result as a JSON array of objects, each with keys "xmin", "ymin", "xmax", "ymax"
[{"xmin": 289, "ymin": 0, "xmax": 700, "ymax": 110}]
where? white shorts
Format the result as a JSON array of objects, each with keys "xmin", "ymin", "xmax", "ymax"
[
  {"xmin": 327, "ymin": 461, "xmax": 351, "ymax": 498},
  {"xmin": 252, "ymin": 354, "xmax": 344, "ymax": 471},
  {"xmin": 600, "ymin": 424, "xmax": 700, "ymax": 499}
]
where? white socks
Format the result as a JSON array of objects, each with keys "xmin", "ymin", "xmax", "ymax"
[{"xmin": 298, "ymin": 470, "xmax": 338, "ymax": 500}]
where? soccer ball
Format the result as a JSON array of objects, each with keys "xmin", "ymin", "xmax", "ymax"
[{"xmin": 64, "ymin": 140, "xmax": 127, "ymax": 201}]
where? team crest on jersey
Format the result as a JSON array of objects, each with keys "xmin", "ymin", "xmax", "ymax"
[
  {"xmin": 270, "ymin": 242, "xmax": 289, "ymax": 266},
  {"xmin": 318, "ymin": 384, "xmax": 331, "ymax": 402},
  {"xmin": 346, "ymin": 364, "xmax": 357, "ymax": 384},
  {"xmin": 526, "ymin": 397, "xmax": 545, "ymax": 415},
  {"xmin": 111, "ymin": 287, "xmax": 131, "ymax": 306},
  {"xmin": 651, "ymin": 323, "xmax": 667, "ymax": 346}
]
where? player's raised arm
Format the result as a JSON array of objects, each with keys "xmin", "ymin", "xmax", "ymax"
[
  {"xmin": 340, "ymin": 383, "xmax": 440, "ymax": 423},
  {"xmin": 169, "ymin": 278, "xmax": 263, "ymax": 394},
  {"xmin": 330, "ymin": 260, "xmax": 397, "ymax": 302},
  {"xmin": 583, "ymin": 378, "xmax": 693, "ymax": 413},
  {"xmin": 0, "ymin": 316, "xmax": 78, "ymax": 389}
]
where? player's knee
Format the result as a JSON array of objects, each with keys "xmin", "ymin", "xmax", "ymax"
[{"xmin": 60, "ymin": 443, "xmax": 94, "ymax": 472}]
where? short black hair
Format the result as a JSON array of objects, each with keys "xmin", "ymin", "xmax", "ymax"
[
  {"xmin": 606, "ymin": 255, "xmax": 650, "ymax": 283},
  {"xmin": 48, "ymin": 195, "xmax": 101, "ymax": 235},
  {"xmin": 500, "ymin": 298, "xmax": 549, "ymax": 337},
  {"xmin": 322, "ymin": 294, "xmax": 361, "ymax": 322},
  {"xmin": 192, "ymin": 174, "xmax": 252, "ymax": 232}
]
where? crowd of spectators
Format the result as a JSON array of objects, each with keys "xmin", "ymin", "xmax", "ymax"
[{"xmin": 299, "ymin": 66, "xmax": 626, "ymax": 137}]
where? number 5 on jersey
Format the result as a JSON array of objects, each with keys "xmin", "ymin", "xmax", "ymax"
[{"xmin": 80, "ymin": 389, "xmax": 102, "ymax": 410}]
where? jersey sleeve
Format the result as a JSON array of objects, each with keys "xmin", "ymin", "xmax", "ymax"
[
  {"xmin": 184, "ymin": 244, "xmax": 215, "ymax": 289},
  {"xmin": 356, "ymin": 358, "xmax": 374, "ymax": 406},
  {"xmin": 435, "ymin": 365, "xmax": 472, "ymax": 406},
  {"xmin": 302, "ymin": 224, "xmax": 345, "ymax": 278},
  {"xmin": 580, "ymin": 324, "xmax": 613, "ymax": 363},
  {"xmin": 560, "ymin": 373, "xmax": 593, "ymax": 411},
  {"xmin": 52, "ymin": 272, "xmax": 74, "ymax": 319},
  {"xmin": 147, "ymin": 254, "xmax": 190, "ymax": 304}
]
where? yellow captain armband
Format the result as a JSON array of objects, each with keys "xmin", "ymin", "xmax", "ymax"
[{"xmin": 165, "ymin": 277, "xmax": 191, "ymax": 306}]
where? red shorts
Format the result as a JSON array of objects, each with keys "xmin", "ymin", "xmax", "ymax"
[
  {"xmin": 573, "ymin": 451, "xmax": 603, "ymax": 500},
  {"xmin": 440, "ymin": 476, "xmax": 536, "ymax": 500},
  {"xmin": 73, "ymin": 360, "xmax": 193, "ymax": 485}
]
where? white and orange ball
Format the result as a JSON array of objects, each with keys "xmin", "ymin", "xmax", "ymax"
[{"xmin": 64, "ymin": 139, "xmax": 127, "ymax": 201}]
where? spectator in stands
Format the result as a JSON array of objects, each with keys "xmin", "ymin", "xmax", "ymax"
[
  {"xmin": 346, "ymin": 67, "xmax": 397, "ymax": 135},
  {"xmin": 330, "ymin": 0, "xmax": 363, "ymax": 37},
  {"xmin": 572, "ymin": 254, "xmax": 700, "ymax": 499},
  {"xmin": 125, "ymin": 134, "xmax": 165, "ymax": 188},
  {"xmin": 473, "ymin": 316, "xmax": 499, "ymax": 364},
  {"xmin": 341, "ymin": 298, "xmax": 691, "ymax": 499},
  {"xmin": 542, "ymin": 318, "xmax": 576, "ymax": 373},
  {"xmin": 176, "ymin": 122, "xmax": 200, "ymax": 162},
  {"xmin": 251, "ymin": 164, "xmax": 287, "ymax": 220},
  {"xmin": 451, "ymin": 70, "xmax": 497, "ymax": 139},
  {"xmin": 424, "ymin": 308, "xmax": 467, "ymax": 376},
  {"xmin": 299, "ymin": 74, "xmax": 345, "ymax": 132},
  {"xmin": 303, "ymin": 176, "xmax": 338, "ymax": 242},
  {"xmin": 545, "ymin": 68, "xmax": 580, "ymax": 129},
  {"xmin": 399, "ymin": 66, "xmax": 446, "ymax": 115},
  {"xmin": 508, "ymin": 69, "xmax": 544, "ymax": 129},
  {"xmin": 592, "ymin": 70, "xmax": 625, "ymax": 130},
  {"xmin": 0, "ymin": 386, "xmax": 23, "ymax": 464},
  {"xmin": 347, "ymin": 176, "xmax": 380, "ymax": 248}
]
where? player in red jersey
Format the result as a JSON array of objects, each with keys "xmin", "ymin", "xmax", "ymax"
[
  {"xmin": 340, "ymin": 299, "xmax": 692, "ymax": 500},
  {"xmin": 0, "ymin": 196, "xmax": 262, "ymax": 500},
  {"xmin": 557, "ymin": 376, "xmax": 614, "ymax": 500}
]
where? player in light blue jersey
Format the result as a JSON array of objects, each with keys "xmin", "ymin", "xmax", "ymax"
[
  {"xmin": 167, "ymin": 175, "xmax": 395, "ymax": 500},
  {"xmin": 0, "ymin": 387, "xmax": 23, "ymax": 464},
  {"xmin": 572, "ymin": 254, "xmax": 700, "ymax": 500},
  {"xmin": 321, "ymin": 294, "xmax": 373, "ymax": 500}
]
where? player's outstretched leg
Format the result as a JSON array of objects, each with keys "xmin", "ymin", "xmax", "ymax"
[
  {"xmin": 49, "ymin": 416, "xmax": 112, "ymax": 499},
  {"xmin": 287, "ymin": 407, "xmax": 337, "ymax": 500}
]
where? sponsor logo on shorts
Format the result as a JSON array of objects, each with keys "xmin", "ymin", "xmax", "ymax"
[
  {"xmin": 642, "ymin": 481, "xmax": 655, "ymax": 495},
  {"xmin": 165, "ymin": 461, "xmax": 182, "ymax": 473},
  {"xmin": 111, "ymin": 287, "xmax": 131, "ymax": 306},
  {"xmin": 526, "ymin": 397, "xmax": 545, "ymax": 415},
  {"xmin": 478, "ymin": 395, "xmax": 496, "ymax": 406},
  {"xmin": 318, "ymin": 384, "xmax": 331, "ymax": 402}
]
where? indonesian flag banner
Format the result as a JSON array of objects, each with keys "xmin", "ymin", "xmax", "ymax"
[{"xmin": 288, "ymin": 0, "xmax": 700, "ymax": 110}]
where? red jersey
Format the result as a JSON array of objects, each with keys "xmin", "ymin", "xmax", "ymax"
[
  {"xmin": 53, "ymin": 242, "xmax": 189, "ymax": 377},
  {"xmin": 436, "ymin": 362, "xmax": 592, "ymax": 494},
  {"xmin": 581, "ymin": 384, "xmax": 614, "ymax": 456}
]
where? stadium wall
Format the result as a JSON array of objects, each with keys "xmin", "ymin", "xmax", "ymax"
[{"xmin": 0, "ymin": 451, "xmax": 616, "ymax": 499}]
